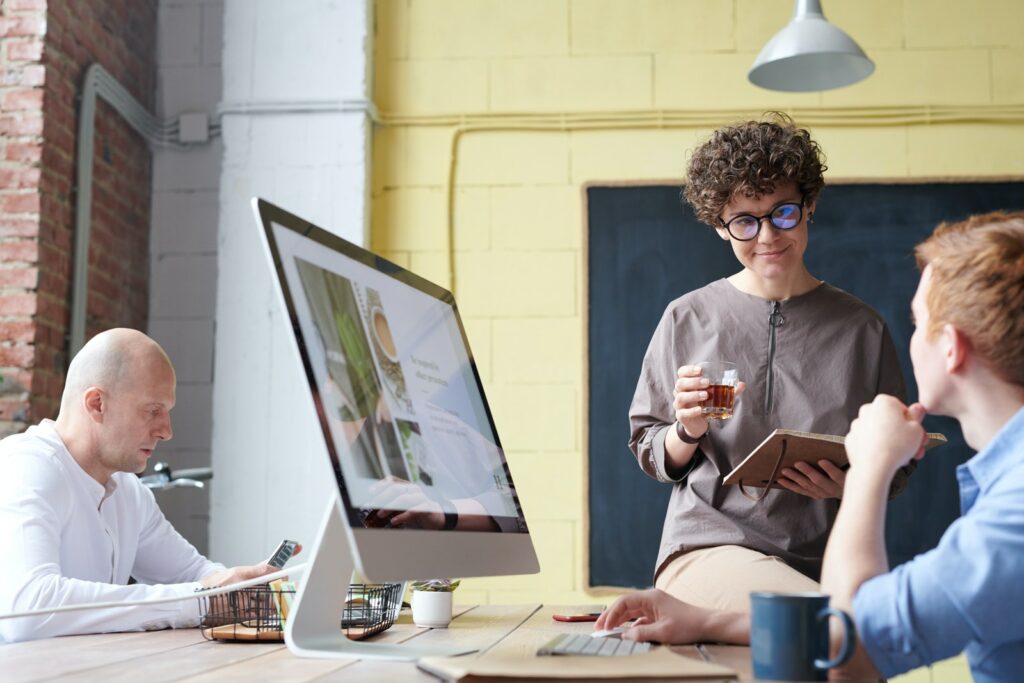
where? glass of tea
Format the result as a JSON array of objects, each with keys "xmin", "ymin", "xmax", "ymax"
[{"xmin": 697, "ymin": 361, "xmax": 740, "ymax": 420}]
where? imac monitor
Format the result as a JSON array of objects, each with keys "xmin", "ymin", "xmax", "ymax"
[{"xmin": 253, "ymin": 198, "xmax": 539, "ymax": 659}]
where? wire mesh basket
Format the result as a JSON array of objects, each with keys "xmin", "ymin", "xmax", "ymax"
[
  {"xmin": 199, "ymin": 582, "xmax": 403, "ymax": 642},
  {"xmin": 341, "ymin": 583, "xmax": 404, "ymax": 639}
]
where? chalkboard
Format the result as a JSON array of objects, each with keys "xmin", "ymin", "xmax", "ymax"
[{"xmin": 587, "ymin": 181, "xmax": 1024, "ymax": 589}]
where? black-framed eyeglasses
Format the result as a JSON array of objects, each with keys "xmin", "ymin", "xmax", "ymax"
[{"xmin": 719, "ymin": 201, "xmax": 804, "ymax": 241}]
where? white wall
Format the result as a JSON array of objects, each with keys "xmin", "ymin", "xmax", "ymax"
[
  {"xmin": 210, "ymin": 0, "xmax": 372, "ymax": 565},
  {"xmin": 147, "ymin": 0, "xmax": 224, "ymax": 553}
]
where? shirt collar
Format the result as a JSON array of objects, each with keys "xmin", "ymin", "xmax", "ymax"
[
  {"xmin": 965, "ymin": 406, "xmax": 1024, "ymax": 493},
  {"xmin": 718, "ymin": 277, "xmax": 829, "ymax": 306},
  {"xmin": 37, "ymin": 419, "xmax": 119, "ymax": 507}
]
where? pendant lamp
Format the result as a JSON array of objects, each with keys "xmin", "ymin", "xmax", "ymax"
[{"xmin": 748, "ymin": 0, "xmax": 874, "ymax": 92}]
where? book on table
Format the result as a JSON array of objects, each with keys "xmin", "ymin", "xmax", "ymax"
[{"xmin": 417, "ymin": 646, "xmax": 736, "ymax": 681}]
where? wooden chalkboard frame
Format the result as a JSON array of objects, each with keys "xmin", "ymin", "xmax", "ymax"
[{"xmin": 583, "ymin": 176, "xmax": 1024, "ymax": 592}]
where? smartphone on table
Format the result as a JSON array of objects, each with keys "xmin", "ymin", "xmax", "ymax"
[{"xmin": 552, "ymin": 612, "xmax": 602, "ymax": 622}]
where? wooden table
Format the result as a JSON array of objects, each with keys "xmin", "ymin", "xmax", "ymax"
[{"xmin": 0, "ymin": 604, "xmax": 753, "ymax": 682}]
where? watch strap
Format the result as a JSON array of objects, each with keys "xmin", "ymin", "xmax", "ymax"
[
  {"xmin": 675, "ymin": 421, "xmax": 706, "ymax": 444},
  {"xmin": 442, "ymin": 510, "xmax": 458, "ymax": 530}
]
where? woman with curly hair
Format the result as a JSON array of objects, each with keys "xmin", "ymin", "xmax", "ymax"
[{"xmin": 628, "ymin": 114, "xmax": 913, "ymax": 612}]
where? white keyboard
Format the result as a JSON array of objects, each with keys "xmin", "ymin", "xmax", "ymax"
[{"xmin": 536, "ymin": 632, "xmax": 652, "ymax": 657}]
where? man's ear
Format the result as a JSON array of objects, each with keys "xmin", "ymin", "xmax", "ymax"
[
  {"xmin": 83, "ymin": 387, "xmax": 106, "ymax": 423},
  {"xmin": 715, "ymin": 226, "xmax": 731, "ymax": 242},
  {"xmin": 942, "ymin": 323, "xmax": 970, "ymax": 374}
]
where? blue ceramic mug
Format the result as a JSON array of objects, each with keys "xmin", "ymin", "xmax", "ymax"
[{"xmin": 750, "ymin": 592, "xmax": 856, "ymax": 681}]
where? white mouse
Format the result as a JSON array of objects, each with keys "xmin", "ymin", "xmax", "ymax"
[{"xmin": 591, "ymin": 626, "xmax": 628, "ymax": 639}]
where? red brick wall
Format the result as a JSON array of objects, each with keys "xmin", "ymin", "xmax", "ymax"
[{"xmin": 0, "ymin": 0, "xmax": 157, "ymax": 436}]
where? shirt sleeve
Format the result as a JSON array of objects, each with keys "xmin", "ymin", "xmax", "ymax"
[
  {"xmin": 629, "ymin": 306, "xmax": 697, "ymax": 484},
  {"xmin": 876, "ymin": 323, "xmax": 917, "ymax": 498},
  {"xmin": 853, "ymin": 478, "xmax": 1024, "ymax": 677},
  {"xmin": 875, "ymin": 323, "xmax": 906, "ymax": 403},
  {"xmin": 130, "ymin": 482, "xmax": 225, "ymax": 586},
  {"xmin": 0, "ymin": 455, "xmax": 207, "ymax": 643}
]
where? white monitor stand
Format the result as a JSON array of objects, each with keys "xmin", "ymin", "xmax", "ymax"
[
  {"xmin": 284, "ymin": 499, "xmax": 477, "ymax": 660},
  {"xmin": 256, "ymin": 197, "xmax": 539, "ymax": 659}
]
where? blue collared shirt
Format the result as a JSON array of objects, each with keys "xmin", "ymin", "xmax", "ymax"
[{"xmin": 854, "ymin": 406, "xmax": 1024, "ymax": 683}]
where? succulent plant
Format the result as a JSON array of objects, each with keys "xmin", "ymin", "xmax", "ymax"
[{"xmin": 410, "ymin": 579, "xmax": 460, "ymax": 592}]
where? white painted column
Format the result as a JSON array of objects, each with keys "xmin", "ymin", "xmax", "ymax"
[
  {"xmin": 211, "ymin": 0, "xmax": 372, "ymax": 565},
  {"xmin": 148, "ymin": 0, "xmax": 225, "ymax": 554}
]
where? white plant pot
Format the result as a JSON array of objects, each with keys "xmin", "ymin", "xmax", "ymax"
[{"xmin": 411, "ymin": 590, "xmax": 453, "ymax": 628}]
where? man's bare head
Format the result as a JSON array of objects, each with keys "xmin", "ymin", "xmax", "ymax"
[
  {"xmin": 61, "ymin": 329, "xmax": 174, "ymax": 411},
  {"xmin": 57, "ymin": 329, "xmax": 176, "ymax": 484}
]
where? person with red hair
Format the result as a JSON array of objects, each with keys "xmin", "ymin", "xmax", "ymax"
[{"xmin": 603, "ymin": 211, "xmax": 1024, "ymax": 683}]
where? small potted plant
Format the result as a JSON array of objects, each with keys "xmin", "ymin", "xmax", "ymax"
[{"xmin": 410, "ymin": 579, "xmax": 460, "ymax": 628}]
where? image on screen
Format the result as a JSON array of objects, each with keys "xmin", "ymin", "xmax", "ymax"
[{"xmin": 269, "ymin": 221, "xmax": 527, "ymax": 534}]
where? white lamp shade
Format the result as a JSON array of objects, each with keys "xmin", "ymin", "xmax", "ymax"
[{"xmin": 749, "ymin": 2, "xmax": 875, "ymax": 92}]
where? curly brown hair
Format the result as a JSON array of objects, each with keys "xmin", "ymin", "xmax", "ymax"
[
  {"xmin": 915, "ymin": 211, "xmax": 1024, "ymax": 387},
  {"xmin": 683, "ymin": 113, "xmax": 827, "ymax": 228}
]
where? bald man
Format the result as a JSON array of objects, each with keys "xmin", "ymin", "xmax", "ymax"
[{"xmin": 0, "ymin": 329, "xmax": 278, "ymax": 642}]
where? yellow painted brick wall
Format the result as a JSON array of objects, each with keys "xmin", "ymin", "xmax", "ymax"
[{"xmin": 373, "ymin": 2, "xmax": 1023, "ymax": 680}]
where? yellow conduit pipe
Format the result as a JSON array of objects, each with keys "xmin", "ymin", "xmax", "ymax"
[{"xmin": 373, "ymin": 104, "xmax": 1024, "ymax": 295}]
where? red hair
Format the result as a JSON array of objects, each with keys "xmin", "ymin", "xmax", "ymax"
[{"xmin": 915, "ymin": 211, "xmax": 1024, "ymax": 387}]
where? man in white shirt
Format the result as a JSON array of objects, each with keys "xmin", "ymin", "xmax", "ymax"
[{"xmin": 0, "ymin": 328, "xmax": 280, "ymax": 642}]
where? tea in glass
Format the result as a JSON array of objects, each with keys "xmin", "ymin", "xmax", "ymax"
[{"xmin": 698, "ymin": 361, "xmax": 739, "ymax": 420}]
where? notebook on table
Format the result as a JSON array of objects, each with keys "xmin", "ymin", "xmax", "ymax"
[{"xmin": 417, "ymin": 646, "xmax": 736, "ymax": 681}]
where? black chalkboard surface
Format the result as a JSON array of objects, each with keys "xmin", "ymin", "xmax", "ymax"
[{"xmin": 587, "ymin": 181, "xmax": 1024, "ymax": 589}]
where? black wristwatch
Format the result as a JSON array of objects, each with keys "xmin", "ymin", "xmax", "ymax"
[
  {"xmin": 675, "ymin": 421, "xmax": 706, "ymax": 444},
  {"xmin": 442, "ymin": 510, "xmax": 459, "ymax": 530}
]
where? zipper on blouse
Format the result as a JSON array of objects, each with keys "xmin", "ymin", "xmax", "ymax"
[{"xmin": 765, "ymin": 301, "xmax": 785, "ymax": 414}]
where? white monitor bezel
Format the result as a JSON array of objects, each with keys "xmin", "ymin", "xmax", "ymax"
[{"xmin": 253, "ymin": 197, "xmax": 539, "ymax": 582}]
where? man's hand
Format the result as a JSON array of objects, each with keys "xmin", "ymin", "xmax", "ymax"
[
  {"xmin": 200, "ymin": 563, "xmax": 278, "ymax": 589},
  {"xmin": 845, "ymin": 395, "xmax": 928, "ymax": 478},
  {"xmin": 596, "ymin": 589, "xmax": 708, "ymax": 643},
  {"xmin": 777, "ymin": 460, "xmax": 846, "ymax": 499},
  {"xmin": 594, "ymin": 588, "xmax": 749, "ymax": 645},
  {"xmin": 199, "ymin": 560, "xmax": 299, "ymax": 626}
]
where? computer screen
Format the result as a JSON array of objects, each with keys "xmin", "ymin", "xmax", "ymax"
[{"xmin": 254, "ymin": 199, "xmax": 538, "ymax": 604}]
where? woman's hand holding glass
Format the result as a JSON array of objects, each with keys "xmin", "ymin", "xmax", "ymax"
[{"xmin": 673, "ymin": 365, "xmax": 746, "ymax": 440}]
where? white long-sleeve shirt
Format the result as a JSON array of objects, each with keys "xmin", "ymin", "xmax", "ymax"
[{"xmin": 0, "ymin": 420, "xmax": 224, "ymax": 642}]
